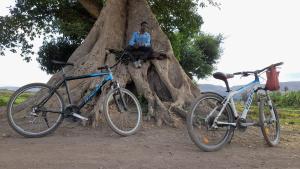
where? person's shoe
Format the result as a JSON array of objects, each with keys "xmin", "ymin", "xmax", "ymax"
[
  {"xmin": 133, "ymin": 61, "xmax": 139, "ymax": 68},
  {"xmin": 137, "ymin": 60, "xmax": 142, "ymax": 68}
]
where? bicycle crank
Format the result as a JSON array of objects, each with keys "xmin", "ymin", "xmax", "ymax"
[
  {"xmin": 64, "ymin": 105, "xmax": 88, "ymax": 121},
  {"xmin": 72, "ymin": 113, "xmax": 88, "ymax": 121}
]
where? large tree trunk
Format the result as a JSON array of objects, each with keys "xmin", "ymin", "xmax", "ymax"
[
  {"xmin": 78, "ymin": 0, "xmax": 102, "ymax": 18},
  {"xmin": 48, "ymin": 0, "xmax": 200, "ymax": 127}
]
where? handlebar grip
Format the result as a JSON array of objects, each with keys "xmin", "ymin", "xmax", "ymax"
[
  {"xmin": 264, "ymin": 62, "xmax": 284, "ymax": 71},
  {"xmin": 272, "ymin": 62, "xmax": 284, "ymax": 67}
]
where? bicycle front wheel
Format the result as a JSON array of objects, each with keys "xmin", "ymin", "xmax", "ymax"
[
  {"xmin": 259, "ymin": 98, "xmax": 280, "ymax": 146},
  {"xmin": 187, "ymin": 93, "xmax": 234, "ymax": 151},
  {"xmin": 7, "ymin": 83, "xmax": 64, "ymax": 138},
  {"xmin": 104, "ymin": 88, "xmax": 142, "ymax": 136}
]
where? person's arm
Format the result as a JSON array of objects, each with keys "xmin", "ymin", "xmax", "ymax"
[
  {"xmin": 144, "ymin": 33, "xmax": 151, "ymax": 47},
  {"xmin": 129, "ymin": 32, "xmax": 137, "ymax": 46}
]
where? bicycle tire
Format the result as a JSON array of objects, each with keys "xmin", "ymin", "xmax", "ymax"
[
  {"xmin": 187, "ymin": 92, "xmax": 234, "ymax": 151},
  {"xmin": 7, "ymin": 83, "xmax": 64, "ymax": 138},
  {"xmin": 259, "ymin": 98, "xmax": 280, "ymax": 146},
  {"xmin": 104, "ymin": 88, "xmax": 142, "ymax": 136}
]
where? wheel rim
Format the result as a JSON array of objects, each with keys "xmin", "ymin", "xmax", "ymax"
[
  {"xmin": 191, "ymin": 96, "xmax": 231, "ymax": 147},
  {"xmin": 9, "ymin": 85, "xmax": 63, "ymax": 136},
  {"xmin": 261, "ymin": 103, "xmax": 280, "ymax": 144},
  {"xmin": 106, "ymin": 90, "xmax": 141, "ymax": 135}
]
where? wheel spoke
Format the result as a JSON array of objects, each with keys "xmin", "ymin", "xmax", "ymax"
[
  {"xmin": 44, "ymin": 116, "xmax": 50, "ymax": 128},
  {"xmin": 259, "ymin": 98, "xmax": 280, "ymax": 146},
  {"xmin": 187, "ymin": 93, "xmax": 233, "ymax": 151},
  {"xmin": 105, "ymin": 88, "xmax": 141, "ymax": 136},
  {"xmin": 7, "ymin": 83, "xmax": 63, "ymax": 137}
]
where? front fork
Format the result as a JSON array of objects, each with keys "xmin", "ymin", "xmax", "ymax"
[
  {"xmin": 263, "ymin": 90, "xmax": 276, "ymax": 123},
  {"xmin": 112, "ymin": 81, "xmax": 128, "ymax": 112}
]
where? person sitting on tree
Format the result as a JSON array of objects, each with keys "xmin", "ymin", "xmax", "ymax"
[{"xmin": 127, "ymin": 21, "xmax": 153, "ymax": 68}]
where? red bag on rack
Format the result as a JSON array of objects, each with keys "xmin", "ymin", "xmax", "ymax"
[{"xmin": 265, "ymin": 67, "xmax": 280, "ymax": 91}]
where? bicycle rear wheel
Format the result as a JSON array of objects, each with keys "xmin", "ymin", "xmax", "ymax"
[
  {"xmin": 7, "ymin": 83, "xmax": 64, "ymax": 138},
  {"xmin": 259, "ymin": 98, "xmax": 280, "ymax": 146},
  {"xmin": 187, "ymin": 93, "xmax": 234, "ymax": 151},
  {"xmin": 104, "ymin": 88, "xmax": 142, "ymax": 136}
]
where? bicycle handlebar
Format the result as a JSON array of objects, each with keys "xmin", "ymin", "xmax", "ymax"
[
  {"xmin": 233, "ymin": 71, "xmax": 252, "ymax": 75},
  {"xmin": 256, "ymin": 62, "xmax": 284, "ymax": 74},
  {"xmin": 273, "ymin": 62, "xmax": 284, "ymax": 67},
  {"xmin": 102, "ymin": 48, "xmax": 129, "ymax": 70},
  {"xmin": 51, "ymin": 48, "xmax": 128, "ymax": 72},
  {"xmin": 233, "ymin": 62, "xmax": 284, "ymax": 76}
]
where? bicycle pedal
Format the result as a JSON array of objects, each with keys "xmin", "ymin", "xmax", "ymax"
[
  {"xmin": 240, "ymin": 122, "xmax": 256, "ymax": 127},
  {"xmin": 237, "ymin": 118, "xmax": 247, "ymax": 132},
  {"xmin": 72, "ymin": 113, "xmax": 88, "ymax": 121}
]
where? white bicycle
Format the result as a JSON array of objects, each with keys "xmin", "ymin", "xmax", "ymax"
[{"xmin": 187, "ymin": 62, "xmax": 283, "ymax": 151}]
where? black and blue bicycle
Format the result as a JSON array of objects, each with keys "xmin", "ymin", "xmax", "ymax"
[{"xmin": 7, "ymin": 49, "xmax": 142, "ymax": 138}]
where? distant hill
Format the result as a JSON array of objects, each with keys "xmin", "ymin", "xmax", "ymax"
[
  {"xmin": 279, "ymin": 81, "xmax": 300, "ymax": 91},
  {"xmin": 0, "ymin": 86, "xmax": 40, "ymax": 93},
  {"xmin": 0, "ymin": 86, "xmax": 19, "ymax": 91},
  {"xmin": 1, "ymin": 81, "xmax": 299, "ymax": 95},
  {"xmin": 199, "ymin": 81, "xmax": 300, "ymax": 99},
  {"xmin": 199, "ymin": 84, "xmax": 228, "ymax": 96},
  {"xmin": 198, "ymin": 84, "xmax": 243, "ymax": 99}
]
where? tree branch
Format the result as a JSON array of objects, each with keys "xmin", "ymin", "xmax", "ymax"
[{"xmin": 78, "ymin": 0, "xmax": 102, "ymax": 18}]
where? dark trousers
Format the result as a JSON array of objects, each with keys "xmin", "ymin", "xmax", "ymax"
[{"xmin": 126, "ymin": 46, "xmax": 153, "ymax": 61}]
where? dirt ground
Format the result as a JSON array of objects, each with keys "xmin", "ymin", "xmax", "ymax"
[{"xmin": 0, "ymin": 117, "xmax": 299, "ymax": 169}]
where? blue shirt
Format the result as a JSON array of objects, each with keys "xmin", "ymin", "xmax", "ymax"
[{"xmin": 129, "ymin": 32, "xmax": 151, "ymax": 47}]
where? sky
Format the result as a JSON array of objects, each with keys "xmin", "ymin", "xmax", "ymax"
[
  {"xmin": 0, "ymin": 0, "xmax": 300, "ymax": 87},
  {"xmin": 197, "ymin": 0, "xmax": 300, "ymax": 86},
  {"xmin": 0, "ymin": 0, "xmax": 51, "ymax": 87}
]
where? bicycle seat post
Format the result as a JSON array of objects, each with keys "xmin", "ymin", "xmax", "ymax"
[{"xmin": 61, "ymin": 67, "xmax": 72, "ymax": 104}]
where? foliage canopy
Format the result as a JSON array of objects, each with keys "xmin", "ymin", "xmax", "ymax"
[{"xmin": 0, "ymin": 0, "xmax": 222, "ymax": 78}]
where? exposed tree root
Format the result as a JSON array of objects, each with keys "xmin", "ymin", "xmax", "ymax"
[{"xmin": 43, "ymin": 0, "xmax": 201, "ymax": 127}]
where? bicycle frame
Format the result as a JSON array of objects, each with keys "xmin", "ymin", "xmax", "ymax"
[
  {"xmin": 36, "ymin": 49, "xmax": 131, "ymax": 115},
  {"xmin": 37, "ymin": 69, "xmax": 114, "ymax": 113},
  {"xmin": 213, "ymin": 75, "xmax": 263, "ymax": 127},
  {"xmin": 66, "ymin": 71, "xmax": 113, "ymax": 108}
]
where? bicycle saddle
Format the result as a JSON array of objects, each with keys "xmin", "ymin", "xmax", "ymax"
[
  {"xmin": 213, "ymin": 72, "xmax": 234, "ymax": 81},
  {"xmin": 213, "ymin": 72, "xmax": 234, "ymax": 92},
  {"xmin": 51, "ymin": 60, "xmax": 74, "ymax": 67}
]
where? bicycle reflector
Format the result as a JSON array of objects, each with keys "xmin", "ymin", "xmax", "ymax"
[{"xmin": 265, "ymin": 67, "xmax": 280, "ymax": 91}]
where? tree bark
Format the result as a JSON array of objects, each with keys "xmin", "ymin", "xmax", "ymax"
[
  {"xmin": 47, "ymin": 0, "xmax": 201, "ymax": 127},
  {"xmin": 78, "ymin": 0, "xmax": 102, "ymax": 18}
]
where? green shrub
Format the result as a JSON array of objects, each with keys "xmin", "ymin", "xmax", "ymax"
[
  {"xmin": 270, "ymin": 91, "xmax": 300, "ymax": 108},
  {"xmin": 0, "ymin": 98, "xmax": 6, "ymax": 106},
  {"xmin": 0, "ymin": 91, "xmax": 12, "ymax": 106}
]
